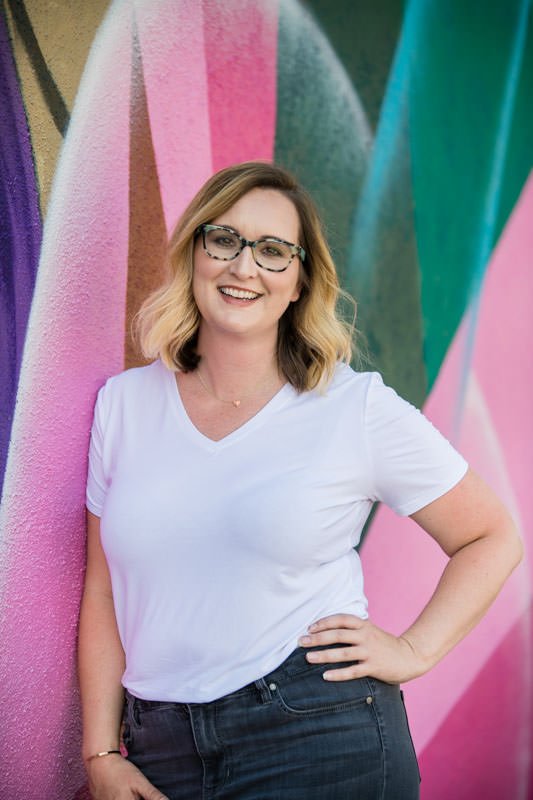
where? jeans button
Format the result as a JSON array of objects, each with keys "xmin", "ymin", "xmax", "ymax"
[{"xmin": 268, "ymin": 682, "xmax": 277, "ymax": 691}]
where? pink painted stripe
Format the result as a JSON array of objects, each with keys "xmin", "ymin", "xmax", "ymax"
[
  {"xmin": 133, "ymin": 0, "xmax": 214, "ymax": 232},
  {"xmin": 203, "ymin": 0, "xmax": 278, "ymax": 170},
  {"xmin": 418, "ymin": 606, "xmax": 530, "ymax": 798},
  {"xmin": 362, "ymin": 175, "xmax": 533, "ymax": 753},
  {"xmin": 0, "ymin": 4, "xmax": 132, "ymax": 797},
  {"xmin": 471, "ymin": 170, "xmax": 533, "ymax": 580},
  {"xmin": 403, "ymin": 373, "xmax": 527, "ymax": 751},
  {"xmin": 362, "ymin": 504, "xmax": 526, "ymax": 753}
]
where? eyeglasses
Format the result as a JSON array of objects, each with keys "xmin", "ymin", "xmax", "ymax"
[{"xmin": 196, "ymin": 224, "xmax": 306, "ymax": 273}]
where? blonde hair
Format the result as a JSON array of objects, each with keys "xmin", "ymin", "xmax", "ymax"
[{"xmin": 136, "ymin": 161, "xmax": 356, "ymax": 392}]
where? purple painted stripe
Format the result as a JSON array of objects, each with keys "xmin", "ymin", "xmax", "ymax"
[{"xmin": 0, "ymin": 10, "xmax": 42, "ymax": 499}]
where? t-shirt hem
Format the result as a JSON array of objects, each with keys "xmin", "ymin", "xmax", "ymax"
[{"xmin": 121, "ymin": 600, "xmax": 370, "ymax": 703}]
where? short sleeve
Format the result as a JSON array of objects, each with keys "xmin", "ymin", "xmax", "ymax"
[
  {"xmin": 86, "ymin": 385, "xmax": 109, "ymax": 516},
  {"xmin": 364, "ymin": 373, "xmax": 468, "ymax": 516}
]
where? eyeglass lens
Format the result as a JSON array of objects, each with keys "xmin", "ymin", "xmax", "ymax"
[{"xmin": 203, "ymin": 227, "xmax": 293, "ymax": 271}]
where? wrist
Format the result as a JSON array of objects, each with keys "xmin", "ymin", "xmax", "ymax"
[
  {"xmin": 83, "ymin": 748, "xmax": 122, "ymax": 765},
  {"xmin": 398, "ymin": 633, "xmax": 432, "ymax": 679}
]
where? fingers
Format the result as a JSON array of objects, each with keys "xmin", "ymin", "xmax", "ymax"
[
  {"xmin": 298, "ymin": 616, "xmax": 370, "ymax": 678},
  {"xmin": 297, "ymin": 615, "xmax": 423, "ymax": 684},
  {"xmin": 300, "ymin": 629, "xmax": 361, "ymax": 648},
  {"xmin": 299, "ymin": 615, "xmax": 369, "ymax": 653},
  {"xmin": 298, "ymin": 615, "xmax": 395, "ymax": 683},
  {"xmin": 87, "ymin": 755, "xmax": 170, "ymax": 800},
  {"xmin": 305, "ymin": 645, "xmax": 361, "ymax": 663},
  {"xmin": 322, "ymin": 664, "xmax": 367, "ymax": 681},
  {"xmin": 308, "ymin": 614, "xmax": 366, "ymax": 632},
  {"xmin": 138, "ymin": 776, "xmax": 170, "ymax": 800}
]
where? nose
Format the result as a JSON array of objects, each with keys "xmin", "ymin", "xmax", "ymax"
[{"xmin": 228, "ymin": 244, "xmax": 259, "ymax": 279}]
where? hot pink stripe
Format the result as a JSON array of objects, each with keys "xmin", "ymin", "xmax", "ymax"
[
  {"xmin": 418, "ymin": 606, "xmax": 530, "ymax": 798},
  {"xmin": 133, "ymin": 0, "xmax": 214, "ymax": 232},
  {"xmin": 203, "ymin": 0, "xmax": 278, "ymax": 170},
  {"xmin": 0, "ymin": 5, "xmax": 132, "ymax": 797}
]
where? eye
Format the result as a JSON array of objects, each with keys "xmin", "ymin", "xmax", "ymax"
[
  {"xmin": 213, "ymin": 234, "xmax": 237, "ymax": 248},
  {"xmin": 205, "ymin": 228, "xmax": 239, "ymax": 249},
  {"xmin": 257, "ymin": 239, "xmax": 291, "ymax": 264},
  {"xmin": 257, "ymin": 240, "xmax": 289, "ymax": 259},
  {"xmin": 264, "ymin": 245, "xmax": 283, "ymax": 256}
]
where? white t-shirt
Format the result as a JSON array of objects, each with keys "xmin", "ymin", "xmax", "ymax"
[{"xmin": 86, "ymin": 359, "xmax": 467, "ymax": 702}]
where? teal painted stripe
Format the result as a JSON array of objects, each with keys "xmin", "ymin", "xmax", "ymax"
[
  {"xmin": 494, "ymin": 8, "xmax": 533, "ymax": 241},
  {"xmin": 344, "ymin": 2, "xmax": 427, "ymax": 405},
  {"xmin": 409, "ymin": 0, "xmax": 532, "ymax": 388},
  {"xmin": 454, "ymin": 0, "xmax": 531, "ymax": 438}
]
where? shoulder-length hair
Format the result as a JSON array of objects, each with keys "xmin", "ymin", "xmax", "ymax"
[{"xmin": 136, "ymin": 161, "xmax": 356, "ymax": 392}]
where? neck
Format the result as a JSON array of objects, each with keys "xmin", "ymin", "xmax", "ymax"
[{"xmin": 195, "ymin": 327, "xmax": 280, "ymax": 395}]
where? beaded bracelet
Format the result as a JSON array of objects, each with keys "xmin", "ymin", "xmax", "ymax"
[{"xmin": 86, "ymin": 749, "xmax": 122, "ymax": 762}]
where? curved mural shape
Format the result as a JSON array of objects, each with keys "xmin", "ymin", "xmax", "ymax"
[
  {"xmin": 0, "ymin": 1, "xmax": 531, "ymax": 797},
  {"xmin": 0, "ymin": 2, "xmax": 132, "ymax": 796}
]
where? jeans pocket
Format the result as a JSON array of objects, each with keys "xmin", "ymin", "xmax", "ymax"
[
  {"xmin": 273, "ymin": 662, "xmax": 375, "ymax": 717},
  {"xmin": 123, "ymin": 692, "xmax": 176, "ymax": 756}
]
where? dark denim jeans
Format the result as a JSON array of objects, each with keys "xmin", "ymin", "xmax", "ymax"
[{"xmin": 122, "ymin": 647, "xmax": 420, "ymax": 799}]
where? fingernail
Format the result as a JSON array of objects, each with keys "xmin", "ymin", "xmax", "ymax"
[
  {"xmin": 308, "ymin": 623, "xmax": 318, "ymax": 631},
  {"xmin": 323, "ymin": 671, "xmax": 332, "ymax": 681},
  {"xmin": 299, "ymin": 635, "xmax": 311, "ymax": 645}
]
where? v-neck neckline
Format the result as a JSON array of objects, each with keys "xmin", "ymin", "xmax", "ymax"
[{"xmin": 162, "ymin": 361, "xmax": 294, "ymax": 452}]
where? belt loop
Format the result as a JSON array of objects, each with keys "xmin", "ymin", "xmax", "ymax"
[{"xmin": 254, "ymin": 677, "xmax": 275, "ymax": 704}]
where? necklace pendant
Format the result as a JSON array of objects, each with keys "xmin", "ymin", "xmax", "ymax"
[{"xmin": 232, "ymin": 399, "xmax": 241, "ymax": 408}]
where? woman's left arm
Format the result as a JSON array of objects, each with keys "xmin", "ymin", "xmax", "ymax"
[{"xmin": 299, "ymin": 468, "xmax": 523, "ymax": 683}]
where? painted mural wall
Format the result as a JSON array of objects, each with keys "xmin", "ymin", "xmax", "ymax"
[{"xmin": 0, "ymin": 0, "xmax": 532, "ymax": 797}]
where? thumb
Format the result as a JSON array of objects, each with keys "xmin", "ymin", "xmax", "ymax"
[{"xmin": 136, "ymin": 775, "xmax": 170, "ymax": 800}]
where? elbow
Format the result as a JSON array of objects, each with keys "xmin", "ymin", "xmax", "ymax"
[
  {"xmin": 501, "ymin": 516, "xmax": 523, "ymax": 573},
  {"xmin": 509, "ymin": 528, "xmax": 524, "ymax": 571}
]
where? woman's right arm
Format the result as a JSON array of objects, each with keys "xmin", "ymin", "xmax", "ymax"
[{"xmin": 78, "ymin": 510, "xmax": 168, "ymax": 800}]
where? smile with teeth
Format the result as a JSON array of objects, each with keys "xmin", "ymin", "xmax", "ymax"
[{"xmin": 219, "ymin": 286, "xmax": 262, "ymax": 300}]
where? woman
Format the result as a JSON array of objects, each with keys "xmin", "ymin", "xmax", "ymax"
[{"xmin": 79, "ymin": 161, "xmax": 522, "ymax": 800}]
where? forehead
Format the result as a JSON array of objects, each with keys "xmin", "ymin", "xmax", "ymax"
[{"xmin": 213, "ymin": 188, "xmax": 300, "ymax": 241}]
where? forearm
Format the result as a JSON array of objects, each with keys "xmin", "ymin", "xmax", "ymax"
[
  {"xmin": 400, "ymin": 521, "xmax": 523, "ymax": 676},
  {"xmin": 78, "ymin": 588, "xmax": 126, "ymax": 761}
]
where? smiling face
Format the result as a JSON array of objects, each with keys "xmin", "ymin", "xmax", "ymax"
[{"xmin": 192, "ymin": 188, "xmax": 303, "ymax": 344}]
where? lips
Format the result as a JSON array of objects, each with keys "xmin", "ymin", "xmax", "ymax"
[{"xmin": 218, "ymin": 286, "xmax": 263, "ymax": 300}]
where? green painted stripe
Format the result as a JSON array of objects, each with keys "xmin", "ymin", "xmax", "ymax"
[
  {"xmin": 274, "ymin": 0, "xmax": 372, "ymax": 288},
  {"xmin": 409, "ymin": 0, "xmax": 533, "ymax": 386},
  {"xmin": 302, "ymin": 0, "xmax": 404, "ymax": 133}
]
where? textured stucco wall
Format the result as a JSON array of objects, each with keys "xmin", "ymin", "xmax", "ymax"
[{"xmin": 1, "ymin": 1, "xmax": 532, "ymax": 797}]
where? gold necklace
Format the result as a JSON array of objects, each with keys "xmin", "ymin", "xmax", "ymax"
[{"xmin": 195, "ymin": 368, "xmax": 278, "ymax": 408}]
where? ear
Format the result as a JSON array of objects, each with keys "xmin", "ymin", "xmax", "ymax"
[
  {"xmin": 290, "ymin": 283, "xmax": 302, "ymax": 303},
  {"xmin": 290, "ymin": 263, "xmax": 306, "ymax": 302}
]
